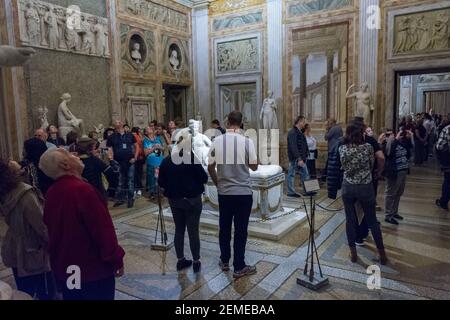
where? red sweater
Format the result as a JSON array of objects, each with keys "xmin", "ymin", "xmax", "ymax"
[{"xmin": 43, "ymin": 175, "xmax": 125, "ymax": 283}]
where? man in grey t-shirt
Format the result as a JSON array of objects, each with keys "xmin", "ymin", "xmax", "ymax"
[{"xmin": 208, "ymin": 111, "xmax": 258, "ymax": 279}]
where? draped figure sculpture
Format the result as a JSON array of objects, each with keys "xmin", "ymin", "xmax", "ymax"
[
  {"xmin": 346, "ymin": 83, "xmax": 374, "ymax": 127},
  {"xmin": 57, "ymin": 93, "xmax": 85, "ymax": 139}
]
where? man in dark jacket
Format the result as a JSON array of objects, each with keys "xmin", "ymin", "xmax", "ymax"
[{"xmin": 287, "ymin": 116, "xmax": 310, "ymax": 197}]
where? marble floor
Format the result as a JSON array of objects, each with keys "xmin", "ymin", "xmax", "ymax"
[{"xmin": 1, "ymin": 161, "xmax": 449, "ymax": 300}]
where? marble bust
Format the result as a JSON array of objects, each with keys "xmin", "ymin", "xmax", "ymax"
[
  {"xmin": 131, "ymin": 42, "xmax": 142, "ymax": 64},
  {"xmin": 346, "ymin": 83, "xmax": 374, "ymax": 126},
  {"xmin": 0, "ymin": 45, "xmax": 35, "ymax": 66},
  {"xmin": 169, "ymin": 49, "xmax": 180, "ymax": 70},
  {"xmin": 260, "ymin": 90, "xmax": 278, "ymax": 130},
  {"xmin": 58, "ymin": 93, "xmax": 84, "ymax": 139}
]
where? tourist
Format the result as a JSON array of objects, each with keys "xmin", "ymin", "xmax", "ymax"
[
  {"xmin": 0, "ymin": 158, "xmax": 56, "ymax": 300},
  {"xmin": 99, "ymin": 127, "xmax": 115, "ymax": 161},
  {"xmin": 76, "ymin": 137, "xmax": 118, "ymax": 201},
  {"xmin": 107, "ymin": 120, "xmax": 138, "ymax": 208},
  {"xmin": 46, "ymin": 125, "xmax": 65, "ymax": 147},
  {"xmin": 65, "ymin": 131, "xmax": 78, "ymax": 153},
  {"xmin": 131, "ymin": 127, "xmax": 145, "ymax": 196},
  {"xmin": 39, "ymin": 148, "xmax": 125, "ymax": 300},
  {"xmin": 334, "ymin": 122, "xmax": 387, "ymax": 264},
  {"xmin": 208, "ymin": 111, "xmax": 259, "ymax": 279},
  {"xmin": 324, "ymin": 118, "xmax": 343, "ymax": 178},
  {"xmin": 352, "ymin": 117, "xmax": 385, "ymax": 245},
  {"xmin": 158, "ymin": 135, "xmax": 208, "ymax": 273},
  {"xmin": 436, "ymin": 121, "xmax": 450, "ymax": 210},
  {"xmin": 211, "ymin": 119, "xmax": 226, "ymax": 135},
  {"xmin": 88, "ymin": 131, "xmax": 100, "ymax": 150},
  {"xmin": 123, "ymin": 124, "xmax": 131, "ymax": 133},
  {"xmin": 414, "ymin": 118, "xmax": 428, "ymax": 165},
  {"xmin": 383, "ymin": 129, "xmax": 413, "ymax": 225},
  {"xmin": 287, "ymin": 116, "xmax": 310, "ymax": 197},
  {"xmin": 143, "ymin": 126, "xmax": 164, "ymax": 199},
  {"xmin": 23, "ymin": 130, "xmax": 54, "ymax": 195},
  {"xmin": 304, "ymin": 124, "xmax": 318, "ymax": 179},
  {"xmin": 423, "ymin": 113, "xmax": 435, "ymax": 159},
  {"xmin": 35, "ymin": 128, "xmax": 56, "ymax": 149}
]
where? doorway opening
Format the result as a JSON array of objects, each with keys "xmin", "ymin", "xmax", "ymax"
[
  {"xmin": 163, "ymin": 84, "xmax": 187, "ymax": 127},
  {"xmin": 394, "ymin": 67, "xmax": 450, "ymax": 129}
]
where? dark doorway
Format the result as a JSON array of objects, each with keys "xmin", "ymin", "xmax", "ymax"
[{"xmin": 163, "ymin": 84, "xmax": 187, "ymax": 127}]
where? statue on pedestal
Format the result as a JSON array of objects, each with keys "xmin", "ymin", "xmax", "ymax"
[
  {"xmin": 57, "ymin": 93, "xmax": 84, "ymax": 139},
  {"xmin": 189, "ymin": 119, "xmax": 212, "ymax": 167},
  {"xmin": 37, "ymin": 106, "xmax": 49, "ymax": 130},
  {"xmin": 346, "ymin": 83, "xmax": 374, "ymax": 126},
  {"xmin": 260, "ymin": 90, "xmax": 278, "ymax": 130}
]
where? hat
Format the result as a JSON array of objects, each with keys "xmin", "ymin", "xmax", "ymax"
[{"xmin": 76, "ymin": 137, "xmax": 95, "ymax": 154}]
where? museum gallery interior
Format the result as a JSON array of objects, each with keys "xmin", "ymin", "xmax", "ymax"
[{"xmin": 0, "ymin": 0, "xmax": 450, "ymax": 301}]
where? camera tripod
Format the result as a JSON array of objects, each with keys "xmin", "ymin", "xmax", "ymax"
[{"xmin": 297, "ymin": 191, "xmax": 329, "ymax": 290}]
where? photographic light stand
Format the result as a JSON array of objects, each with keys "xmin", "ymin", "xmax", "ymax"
[{"xmin": 297, "ymin": 181, "xmax": 329, "ymax": 290}]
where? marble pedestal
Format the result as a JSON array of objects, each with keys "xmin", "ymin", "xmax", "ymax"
[{"xmin": 160, "ymin": 165, "xmax": 307, "ymax": 241}]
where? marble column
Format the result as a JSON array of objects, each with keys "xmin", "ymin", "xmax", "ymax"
[
  {"xmin": 359, "ymin": 0, "xmax": 379, "ymax": 126},
  {"xmin": 267, "ymin": 0, "xmax": 283, "ymax": 99},
  {"xmin": 108, "ymin": 0, "xmax": 121, "ymax": 120},
  {"xmin": 299, "ymin": 55, "xmax": 307, "ymax": 117},
  {"xmin": 192, "ymin": 1, "xmax": 211, "ymax": 127}
]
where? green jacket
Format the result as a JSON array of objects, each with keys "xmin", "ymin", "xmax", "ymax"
[{"xmin": 0, "ymin": 183, "xmax": 51, "ymax": 277}]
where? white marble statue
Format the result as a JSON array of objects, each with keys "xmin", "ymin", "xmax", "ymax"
[
  {"xmin": 24, "ymin": 2, "xmax": 40, "ymax": 46},
  {"xmin": 131, "ymin": 42, "xmax": 142, "ymax": 63},
  {"xmin": 58, "ymin": 93, "xmax": 84, "ymax": 139},
  {"xmin": 260, "ymin": 90, "xmax": 278, "ymax": 130},
  {"xmin": 79, "ymin": 16, "xmax": 94, "ymax": 54},
  {"xmin": 169, "ymin": 49, "xmax": 180, "ymax": 71},
  {"xmin": 0, "ymin": 45, "xmax": 35, "ymax": 66},
  {"xmin": 399, "ymin": 100, "xmax": 408, "ymax": 119},
  {"xmin": 44, "ymin": 7, "xmax": 59, "ymax": 50},
  {"xmin": 346, "ymin": 83, "xmax": 374, "ymax": 126},
  {"xmin": 93, "ymin": 19, "xmax": 108, "ymax": 57},
  {"xmin": 189, "ymin": 119, "xmax": 212, "ymax": 167},
  {"xmin": 37, "ymin": 106, "xmax": 49, "ymax": 130},
  {"xmin": 94, "ymin": 124, "xmax": 105, "ymax": 142}
]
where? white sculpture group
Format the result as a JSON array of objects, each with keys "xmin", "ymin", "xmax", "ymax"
[
  {"xmin": 19, "ymin": 0, "xmax": 110, "ymax": 57},
  {"xmin": 57, "ymin": 93, "xmax": 84, "ymax": 139}
]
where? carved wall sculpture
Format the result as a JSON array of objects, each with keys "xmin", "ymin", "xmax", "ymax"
[
  {"xmin": 17, "ymin": 0, "xmax": 110, "ymax": 58},
  {"xmin": 287, "ymin": 0, "xmax": 353, "ymax": 17},
  {"xmin": 216, "ymin": 37, "xmax": 259, "ymax": 74},
  {"xmin": 118, "ymin": 0, "xmax": 189, "ymax": 32},
  {"xmin": 212, "ymin": 10, "xmax": 263, "ymax": 32},
  {"xmin": 160, "ymin": 35, "xmax": 190, "ymax": 79},
  {"xmin": 393, "ymin": 8, "xmax": 450, "ymax": 55},
  {"xmin": 120, "ymin": 24, "xmax": 155, "ymax": 74}
]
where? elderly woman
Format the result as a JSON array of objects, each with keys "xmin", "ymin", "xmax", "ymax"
[
  {"xmin": 39, "ymin": 148, "xmax": 125, "ymax": 300},
  {"xmin": 0, "ymin": 158, "xmax": 55, "ymax": 300}
]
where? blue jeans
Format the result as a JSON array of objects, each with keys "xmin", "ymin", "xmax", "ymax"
[
  {"xmin": 117, "ymin": 161, "xmax": 135, "ymax": 201},
  {"xmin": 147, "ymin": 164, "xmax": 157, "ymax": 195},
  {"xmin": 287, "ymin": 160, "xmax": 310, "ymax": 195}
]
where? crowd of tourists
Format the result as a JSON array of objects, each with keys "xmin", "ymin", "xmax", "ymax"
[{"xmin": 0, "ymin": 109, "xmax": 449, "ymax": 300}]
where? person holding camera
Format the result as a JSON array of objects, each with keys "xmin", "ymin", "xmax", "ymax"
[
  {"xmin": 287, "ymin": 116, "xmax": 310, "ymax": 197},
  {"xmin": 380, "ymin": 128, "xmax": 413, "ymax": 225},
  {"xmin": 143, "ymin": 126, "xmax": 164, "ymax": 200}
]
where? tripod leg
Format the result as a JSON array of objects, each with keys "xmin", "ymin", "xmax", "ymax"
[
  {"xmin": 309, "ymin": 197, "xmax": 315, "ymax": 282},
  {"xmin": 302, "ymin": 198, "xmax": 311, "ymax": 274}
]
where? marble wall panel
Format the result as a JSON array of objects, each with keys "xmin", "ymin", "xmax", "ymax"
[
  {"xmin": 287, "ymin": 0, "xmax": 353, "ymax": 17},
  {"xmin": 212, "ymin": 10, "xmax": 263, "ymax": 32}
]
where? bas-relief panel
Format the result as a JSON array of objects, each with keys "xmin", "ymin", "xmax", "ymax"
[
  {"xmin": 17, "ymin": 0, "xmax": 110, "ymax": 58},
  {"xmin": 216, "ymin": 37, "xmax": 259, "ymax": 75},
  {"xmin": 120, "ymin": 24, "xmax": 156, "ymax": 74},
  {"xmin": 209, "ymin": 0, "xmax": 265, "ymax": 15},
  {"xmin": 212, "ymin": 10, "xmax": 263, "ymax": 32},
  {"xmin": 118, "ymin": 0, "xmax": 189, "ymax": 32},
  {"xmin": 393, "ymin": 7, "xmax": 450, "ymax": 56},
  {"xmin": 123, "ymin": 82, "xmax": 156, "ymax": 128},
  {"xmin": 287, "ymin": 0, "xmax": 353, "ymax": 17},
  {"xmin": 160, "ymin": 35, "xmax": 191, "ymax": 80},
  {"xmin": 220, "ymin": 83, "xmax": 258, "ymax": 129}
]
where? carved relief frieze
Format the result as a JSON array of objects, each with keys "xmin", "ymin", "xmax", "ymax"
[
  {"xmin": 393, "ymin": 7, "xmax": 450, "ymax": 56},
  {"xmin": 118, "ymin": 0, "xmax": 189, "ymax": 33},
  {"xmin": 215, "ymin": 37, "xmax": 259, "ymax": 75},
  {"xmin": 209, "ymin": 0, "xmax": 265, "ymax": 15},
  {"xmin": 17, "ymin": 0, "xmax": 110, "ymax": 58}
]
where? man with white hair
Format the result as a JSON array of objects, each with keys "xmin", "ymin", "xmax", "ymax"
[{"xmin": 39, "ymin": 148, "xmax": 125, "ymax": 300}]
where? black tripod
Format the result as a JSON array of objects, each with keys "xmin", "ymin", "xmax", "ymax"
[
  {"xmin": 151, "ymin": 168, "xmax": 174, "ymax": 275},
  {"xmin": 297, "ymin": 192, "xmax": 329, "ymax": 290}
]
